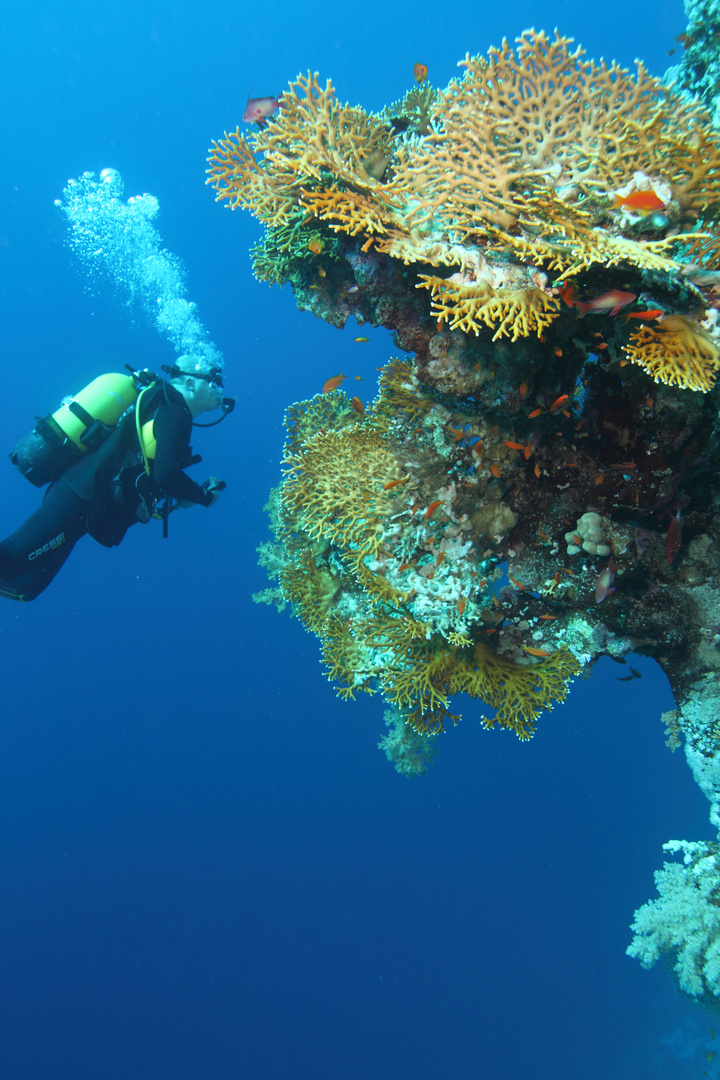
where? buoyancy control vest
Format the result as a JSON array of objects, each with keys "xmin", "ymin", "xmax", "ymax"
[{"xmin": 9, "ymin": 369, "xmax": 155, "ymax": 487}]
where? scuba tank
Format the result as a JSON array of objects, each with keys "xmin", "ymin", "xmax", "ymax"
[{"xmin": 9, "ymin": 369, "xmax": 154, "ymax": 487}]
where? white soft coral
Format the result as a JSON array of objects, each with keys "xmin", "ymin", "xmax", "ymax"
[{"xmin": 627, "ymin": 839, "xmax": 720, "ymax": 997}]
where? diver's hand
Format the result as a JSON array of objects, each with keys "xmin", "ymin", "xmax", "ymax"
[{"xmin": 202, "ymin": 476, "xmax": 226, "ymax": 506}]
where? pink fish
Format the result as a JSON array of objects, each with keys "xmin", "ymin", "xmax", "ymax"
[
  {"xmin": 666, "ymin": 506, "xmax": 683, "ymax": 564},
  {"xmin": 595, "ymin": 558, "xmax": 617, "ymax": 603},
  {"xmin": 574, "ymin": 289, "xmax": 637, "ymax": 317},
  {"xmin": 243, "ymin": 94, "xmax": 281, "ymax": 125}
]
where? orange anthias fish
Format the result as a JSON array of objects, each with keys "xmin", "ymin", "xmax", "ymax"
[
  {"xmin": 243, "ymin": 93, "xmax": 281, "ymax": 125},
  {"xmin": 624, "ymin": 309, "xmax": 664, "ymax": 321},
  {"xmin": 308, "ymin": 237, "xmax": 324, "ymax": 255},
  {"xmin": 612, "ymin": 190, "xmax": 665, "ymax": 214},
  {"xmin": 414, "ymin": 63, "xmax": 428, "ymax": 84},
  {"xmin": 351, "ymin": 396, "xmax": 364, "ymax": 415},
  {"xmin": 322, "ymin": 373, "xmax": 346, "ymax": 393},
  {"xmin": 424, "ymin": 500, "xmax": 442, "ymax": 519}
]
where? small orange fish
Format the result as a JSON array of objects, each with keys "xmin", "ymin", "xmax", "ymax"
[
  {"xmin": 322, "ymin": 373, "xmax": 346, "ymax": 392},
  {"xmin": 595, "ymin": 342, "xmax": 608, "ymax": 351},
  {"xmin": 519, "ymin": 383, "xmax": 528, "ymax": 398},
  {"xmin": 534, "ymin": 463, "xmax": 541, "ymax": 478},
  {"xmin": 612, "ymin": 190, "xmax": 665, "ymax": 214},
  {"xmin": 624, "ymin": 309, "xmax": 663, "ymax": 321},
  {"xmin": 383, "ymin": 477, "xmax": 408, "ymax": 490},
  {"xmin": 524, "ymin": 445, "xmax": 532, "ymax": 460},
  {"xmin": 528, "ymin": 408, "xmax": 542, "ymax": 418},
  {"xmin": 318, "ymin": 266, "xmax": 327, "ymax": 278},
  {"xmin": 508, "ymin": 573, "xmax": 525, "ymax": 590},
  {"xmin": 424, "ymin": 500, "xmax": 442, "ymax": 519},
  {"xmin": 524, "ymin": 645, "xmax": 551, "ymax": 657},
  {"xmin": 354, "ymin": 336, "xmax": 370, "ymax": 343},
  {"xmin": 414, "ymin": 62, "xmax": 428, "ymax": 84},
  {"xmin": 539, "ymin": 614, "xmax": 557, "ymax": 620},
  {"xmin": 549, "ymin": 394, "xmax": 569, "ymax": 411},
  {"xmin": 351, "ymin": 396, "xmax": 364, "ymax": 414},
  {"xmin": 435, "ymin": 550, "xmax": 445, "ymax": 567},
  {"xmin": 595, "ymin": 474, "xmax": 605, "ymax": 485},
  {"xmin": 505, "ymin": 441, "xmax": 525, "ymax": 450},
  {"xmin": 458, "ymin": 596, "xmax": 467, "ymax": 616},
  {"xmin": 554, "ymin": 347, "xmax": 563, "ymax": 357},
  {"xmin": 354, "ymin": 375, "xmax": 364, "ymax": 381},
  {"xmin": 308, "ymin": 237, "xmax": 323, "ymax": 255},
  {"xmin": 490, "ymin": 464, "xmax": 501, "ymax": 478}
]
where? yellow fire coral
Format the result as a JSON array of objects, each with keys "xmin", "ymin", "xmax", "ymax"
[
  {"xmin": 417, "ymin": 276, "xmax": 560, "ymax": 340},
  {"xmin": 209, "ymin": 30, "xmax": 720, "ymax": 346},
  {"xmin": 623, "ymin": 315, "xmax": 720, "ymax": 392},
  {"xmin": 281, "ymin": 425, "xmax": 402, "ymax": 560},
  {"xmin": 263, "ymin": 375, "xmax": 582, "ymax": 747},
  {"xmin": 206, "ymin": 72, "xmax": 394, "ymax": 229},
  {"xmin": 377, "ymin": 630, "xmax": 579, "ymax": 738}
]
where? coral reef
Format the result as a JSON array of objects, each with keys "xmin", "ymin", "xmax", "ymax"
[{"xmin": 213, "ymin": 29, "xmax": 720, "ymax": 1000}]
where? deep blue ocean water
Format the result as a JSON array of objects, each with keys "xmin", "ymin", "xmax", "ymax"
[{"xmin": 1, "ymin": 2, "xmax": 717, "ymax": 1077}]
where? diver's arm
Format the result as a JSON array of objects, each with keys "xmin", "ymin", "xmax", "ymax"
[{"xmin": 151, "ymin": 404, "xmax": 214, "ymax": 506}]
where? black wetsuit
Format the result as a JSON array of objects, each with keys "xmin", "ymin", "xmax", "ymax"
[{"xmin": 0, "ymin": 382, "xmax": 212, "ymax": 601}]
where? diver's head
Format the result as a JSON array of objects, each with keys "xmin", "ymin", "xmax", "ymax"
[{"xmin": 164, "ymin": 355, "xmax": 225, "ymax": 418}]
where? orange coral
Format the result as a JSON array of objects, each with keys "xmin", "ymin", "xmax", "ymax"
[{"xmin": 623, "ymin": 315, "xmax": 720, "ymax": 392}]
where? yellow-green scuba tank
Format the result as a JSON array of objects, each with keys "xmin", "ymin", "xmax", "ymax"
[{"xmin": 10, "ymin": 369, "xmax": 152, "ymax": 487}]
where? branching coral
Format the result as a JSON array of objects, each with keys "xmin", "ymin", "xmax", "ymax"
[
  {"xmin": 417, "ymin": 276, "xmax": 561, "ymax": 340},
  {"xmin": 209, "ymin": 30, "xmax": 720, "ymax": 356},
  {"xmin": 257, "ymin": 370, "xmax": 582, "ymax": 752},
  {"xmin": 623, "ymin": 314, "xmax": 720, "ymax": 392}
]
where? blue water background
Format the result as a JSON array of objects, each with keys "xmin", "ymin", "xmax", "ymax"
[{"xmin": 1, "ymin": 2, "xmax": 716, "ymax": 1077}]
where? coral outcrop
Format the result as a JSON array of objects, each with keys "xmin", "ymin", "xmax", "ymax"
[{"xmin": 213, "ymin": 26, "xmax": 720, "ymax": 1005}]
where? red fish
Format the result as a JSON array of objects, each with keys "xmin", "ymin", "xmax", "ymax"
[
  {"xmin": 243, "ymin": 94, "xmax": 281, "ymax": 124},
  {"xmin": 624, "ymin": 309, "xmax": 664, "ymax": 321},
  {"xmin": 322, "ymin": 373, "xmax": 346, "ymax": 393},
  {"xmin": 414, "ymin": 63, "xmax": 428, "ymax": 85},
  {"xmin": 612, "ymin": 190, "xmax": 665, "ymax": 214},
  {"xmin": 424, "ymin": 500, "xmax": 442, "ymax": 519},
  {"xmin": 573, "ymin": 289, "xmax": 637, "ymax": 317},
  {"xmin": 666, "ymin": 507, "xmax": 683, "ymax": 564},
  {"xmin": 351, "ymin": 396, "xmax": 364, "ymax": 415},
  {"xmin": 595, "ymin": 558, "xmax": 617, "ymax": 603}
]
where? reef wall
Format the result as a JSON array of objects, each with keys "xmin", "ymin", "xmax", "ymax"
[{"xmin": 208, "ymin": 27, "xmax": 720, "ymax": 998}]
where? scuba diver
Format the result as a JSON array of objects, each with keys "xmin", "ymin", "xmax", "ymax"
[{"xmin": 0, "ymin": 357, "xmax": 233, "ymax": 602}]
